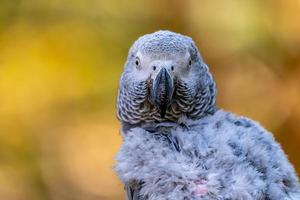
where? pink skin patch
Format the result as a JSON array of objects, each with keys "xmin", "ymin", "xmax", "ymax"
[{"xmin": 192, "ymin": 179, "xmax": 208, "ymax": 196}]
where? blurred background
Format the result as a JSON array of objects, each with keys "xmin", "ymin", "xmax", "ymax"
[{"xmin": 0, "ymin": 0, "xmax": 300, "ymax": 199}]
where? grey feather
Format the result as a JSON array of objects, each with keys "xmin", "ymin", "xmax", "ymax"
[
  {"xmin": 115, "ymin": 30, "xmax": 300, "ymax": 199},
  {"xmin": 126, "ymin": 184, "xmax": 144, "ymax": 200},
  {"xmin": 116, "ymin": 110, "xmax": 300, "ymax": 199}
]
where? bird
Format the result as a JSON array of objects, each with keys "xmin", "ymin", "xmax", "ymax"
[{"xmin": 115, "ymin": 30, "xmax": 300, "ymax": 200}]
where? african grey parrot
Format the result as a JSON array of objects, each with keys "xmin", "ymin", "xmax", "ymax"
[{"xmin": 115, "ymin": 30, "xmax": 300, "ymax": 200}]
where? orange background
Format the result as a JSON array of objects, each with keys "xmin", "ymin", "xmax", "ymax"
[{"xmin": 0, "ymin": 0, "xmax": 300, "ymax": 199}]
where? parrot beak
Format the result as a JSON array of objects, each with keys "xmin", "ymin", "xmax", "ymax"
[{"xmin": 150, "ymin": 68, "xmax": 174, "ymax": 118}]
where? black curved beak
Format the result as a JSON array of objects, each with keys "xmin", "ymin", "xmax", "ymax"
[{"xmin": 151, "ymin": 68, "xmax": 174, "ymax": 118}]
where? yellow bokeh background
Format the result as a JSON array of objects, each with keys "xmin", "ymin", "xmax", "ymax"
[{"xmin": 0, "ymin": 0, "xmax": 300, "ymax": 199}]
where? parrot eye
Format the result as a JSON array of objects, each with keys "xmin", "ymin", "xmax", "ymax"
[
  {"xmin": 152, "ymin": 66, "xmax": 156, "ymax": 71},
  {"xmin": 187, "ymin": 59, "xmax": 192, "ymax": 69},
  {"xmin": 135, "ymin": 58, "xmax": 139, "ymax": 66},
  {"xmin": 171, "ymin": 66, "xmax": 174, "ymax": 71},
  {"xmin": 135, "ymin": 57, "xmax": 140, "ymax": 68}
]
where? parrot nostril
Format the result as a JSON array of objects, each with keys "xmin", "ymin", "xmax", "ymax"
[
  {"xmin": 152, "ymin": 66, "xmax": 157, "ymax": 71},
  {"xmin": 171, "ymin": 66, "xmax": 174, "ymax": 71}
]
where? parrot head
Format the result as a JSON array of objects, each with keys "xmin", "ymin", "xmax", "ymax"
[{"xmin": 117, "ymin": 30, "xmax": 216, "ymax": 124}]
